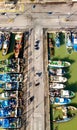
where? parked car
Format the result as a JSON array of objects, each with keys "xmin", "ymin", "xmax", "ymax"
[{"xmin": 34, "ymin": 40, "xmax": 40, "ymax": 50}]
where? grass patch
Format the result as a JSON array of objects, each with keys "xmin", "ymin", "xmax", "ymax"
[{"xmin": 52, "ymin": 44, "xmax": 77, "ymax": 130}]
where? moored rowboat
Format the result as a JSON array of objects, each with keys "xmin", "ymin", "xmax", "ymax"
[
  {"xmin": 49, "ymin": 75, "xmax": 67, "ymax": 83},
  {"xmin": 0, "ymin": 82, "xmax": 22, "ymax": 91},
  {"xmin": 50, "ymin": 97, "xmax": 71, "ymax": 105},
  {"xmin": 49, "ymin": 89, "xmax": 75, "ymax": 98},
  {"xmin": 50, "ymin": 83, "xmax": 66, "ymax": 90},
  {"xmin": 0, "ymin": 107, "xmax": 22, "ymax": 118},
  {"xmin": 0, "ymin": 118, "xmax": 21, "ymax": 128},
  {"xmin": 48, "ymin": 60, "xmax": 70, "ymax": 68}
]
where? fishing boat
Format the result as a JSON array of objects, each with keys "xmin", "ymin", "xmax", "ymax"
[
  {"xmin": 49, "ymin": 75, "xmax": 67, "ymax": 83},
  {"xmin": 0, "ymin": 91, "xmax": 19, "ymax": 99},
  {"xmin": 2, "ymin": 32, "xmax": 10, "ymax": 56},
  {"xmin": 66, "ymin": 34, "xmax": 73, "ymax": 54},
  {"xmin": 0, "ymin": 65, "xmax": 21, "ymax": 73},
  {"xmin": 0, "ymin": 58, "xmax": 18, "ymax": 66},
  {"xmin": 0, "ymin": 118, "xmax": 21, "ymax": 128},
  {"xmin": 53, "ymin": 106, "xmax": 77, "ymax": 123},
  {"xmin": 0, "ymin": 58, "xmax": 24, "ymax": 66},
  {"xmin": 48, "ymin": 60, "xmax": 71, "ymax": 68},
  {"xmin": 0, "ymin": 59, "xmax": 24, "ymax": 73},
  {"xmin": 0, "ymin": 32, "xmax": 4, "ymax": 49},
  {"xmin": 50, "ymin": 97, "xmax": 71, "ymax": 105},
  {"xmin": 0, "ymin": 107, "xmax": 22, "ymax": 118},
  {"xmin": 49, "ymin": 89, "xmax": 75, "ymax": 98},
  {"xmin": 60, "ymin": 90, "xmax": 75, "ymax": 98},
  {"xmin": 49, "ymin": 68, "xmax": 66, "ymax": 76},
  {"xmin": 0, "ymin": 73, "xmax": 23, "ymax": 82},
  {"xmin": 0, "ymin": 99, "xmax": 18, "ymax": 108},
  {"xmin": 0, "ymin": 82, "xmax": 22, "ymax": 91},
  {"xmin": 50, "ymin": 83, "xmax": 66, "ymax": 89},
  {"xmin": 14, "ymin": 32, "xmax": 23, "ymax": 58},
  {"xmin": 55, "ymin": 36, "xmax": 60, "ymax": 47}
]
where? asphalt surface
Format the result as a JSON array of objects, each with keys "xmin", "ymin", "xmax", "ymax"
[
  {"xmin": 25, "ymin": 27, "xmax": 45, "ymax": 130},
  {"xmin": 1, "ymin": 3, "xmax": 77, "ymax": 30},
  {"xmin": 22, "ymin": 27, "xmax": 50, "ymax": 130}
]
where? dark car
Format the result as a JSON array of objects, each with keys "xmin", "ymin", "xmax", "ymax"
[
  {"xmin": 34, "ymin": 40, "xmax": 40, "ymax": 50},
  {"xmin": 34, "ymin": 44, "xmax": 39, "ymax": 50},
  {"xmin": 35, "ymin": 82, "xmax": 40, "ymax": 86}
]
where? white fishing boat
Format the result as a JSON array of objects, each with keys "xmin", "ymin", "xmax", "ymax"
[
  {"xmin": 49, "ymin": 68, "xmax": 66, "ymax": 76},
  {"xmin": 50, "ymin": 83, "xmax": 66, "ymax": 89},
  {"xmin": 49, "ymin": 89, "xmax": 75, "ymax": 98},
  {"xmin": 2, "ymin": 32, "xmax": 10, "ymax": 56},
  {"xmin": 48, "ymin": 60, "xmax": 71, "ymax": 68},
  {"xmin": 49, "ymin": 75, "xmax": 67, "ymax": 83}
]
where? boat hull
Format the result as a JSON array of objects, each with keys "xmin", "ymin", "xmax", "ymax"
[
  {"xmin": 48, "ymin": 60, "xmax": 70, "ymax": 68},
  {"xmin": 49, "ymin": 90, "xmax": 75, "ymax": 99},
  {"xmin": 49, "ymin": 76, "xmax": 67, "ymax": 83},
  {"xmin": 0, "ymin": 107, "xmax": 22, "ymax": 118},
  {"xmin": 53, "ymin": 106, "xmax": 77, "ymax": 123},
  {"xmin": 0, "ymin": 82, "xmax": 22, "ymax": 91},
  {"xmin": 50, "ymin": 83, "xmax": 66, "ymax": 90},
  {"xmin": 0, "ymin": 73, "xmax": 23, "ymax": 82},
  {"xmin": 50, "ymin": 97, "xmax": 71, "ymax": 105},
  {"xmin": 0, "ymin": 118, "xmax": 21, "ymax": 128}
]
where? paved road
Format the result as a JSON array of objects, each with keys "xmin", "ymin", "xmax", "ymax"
[
  {"xmin": 24, "ymin": 27, "xmax": 45, "ymax": 130},
  {"xmin": 1, "ymin": 3, "xmax": 77, "ymax": 30},
  {"xmin": 22, "ymin": 26, "xmax": 50, "ymax": 130}
]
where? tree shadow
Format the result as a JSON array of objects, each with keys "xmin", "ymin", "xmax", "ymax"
[
  {"xmin": 68, "ymin": 103, "xmax": 77, "ymax": 108},
  {"xmin": 59, "ymin": 32, "xmax": 65, "ymax": 46},
  {"xmin": 64, "ymin": 71, "xmax": 71, "ymax": 80},
  {"xmin": 52, "ymin": 56, "xmax": 75, "ymax": 65},
  {"xmin": 65, "ymin": 82, "xmax": 77, "ymax": 92},
  {"xmin": 50, "ymin": 104, "xmax": 54, "ymax": 130},
  {"xmin": 8, "ymin": 33, "xmax": 15, "ymax": 53},
  {"xmin": 8, "ymin": 54, "xmax": 14, "ymax": 59}
]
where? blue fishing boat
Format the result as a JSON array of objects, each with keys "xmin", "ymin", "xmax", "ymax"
[
  {"xmin": 0, "ymin": 99, "xmax": 18, "ymax": 108},
  {"xmin": 0, "ymin": 32, "xmax": 5, "ymax": 49},
  {"xmin": 0, "ymin": 73, "xmax": 23, "ymax": 82},
  {"xmin": 0, "ymin": 91, "xmax": 19, "ymax": 99},
  {"xmin": 55, "ymin": 37, "xmax": 60, "ymax": 47},
  {"xmin": 0, "ymin": 118, "xmax": 21, "ymax": 128},
  {"xmin": 50, "ymin": 97, "xmax": 71, "ymax": 105},
  {"xmin": 0, "ymin": 82, "xmax": 22, "ymax": 91},
  {"xmin": 0, "ymin": 107, "xmax": 22, "ymax": 118}
]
